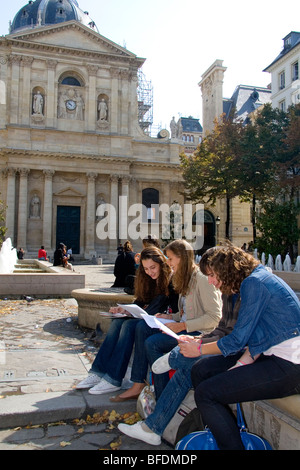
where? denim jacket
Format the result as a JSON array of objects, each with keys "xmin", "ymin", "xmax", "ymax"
[{"xmin": 217, "ymin": 265, "xmax": 300, "ymax": 358}]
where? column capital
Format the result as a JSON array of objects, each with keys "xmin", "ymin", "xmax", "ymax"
[
  {"xmin": 18, "ymin": 168, "xmax": 30, "ymax": 177},
  {"xmin": 43, "ymin": 169, "xmax": 55, "ymax": 179},
  {"xmin": 3, "ymin": 167, "xmax": 17, "ymax": 178},
  {"xmin": 86, "ymin": 172, "xmax": 98, "ymax": 182},
  {"xmin": 110, "ymin": 174, "xmax": 119, "ymax": 183}
]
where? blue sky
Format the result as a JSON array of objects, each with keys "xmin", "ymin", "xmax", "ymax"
[{"xmin": 1, "ymin": 0, "xmax": 299, "ymax": 131}]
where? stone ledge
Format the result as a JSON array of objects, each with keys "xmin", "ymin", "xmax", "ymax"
[
  {"xmin": 242, "ymin": 395, "xmax": 300, "ymax": 450},
  {"xmin": 71, "ymin": 288, "xmax": 135, "ymax": 331}
]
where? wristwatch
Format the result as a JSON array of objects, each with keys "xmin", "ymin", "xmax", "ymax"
[{"xmin": 66, "ymin": 99, "xmax": 76, "ymax": 110}]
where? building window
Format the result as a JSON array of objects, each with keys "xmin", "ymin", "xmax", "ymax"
[
  {"xmin": 142, "ymin": 188, "xmax": 159, "ymax": 223},
  {"xmin": 279, "ymin": 99, "xmax": 286, "ymax": 112},
  {"xmin": 279, "ymin": 71, "xmax": 285, "ymax": 90},
  {"xmin": 292, "ymin": 61, "xmax": 299, "ymax": 82}
]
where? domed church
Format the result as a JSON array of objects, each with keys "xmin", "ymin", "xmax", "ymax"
[{"xmin": 0, "ymin": 0, "xmax": 184, "ymax": 260}]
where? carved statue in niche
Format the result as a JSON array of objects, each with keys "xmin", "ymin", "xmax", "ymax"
[
  {"xmin": 32, "ymin": 91, "xmax": 44, "ymax": 115},
  {"xmin": 29, "ymin": 193, "xmax": 41, "ymax": 218},
  {"xmin": 97, "ymin": 96, "xmax": 109, "ymax": 129},
  {"xmin": 96, "ymin": 196, "xmax": 106, "ymax": 220},
  {"xmin": 98, "ymin": 98, "xmax": 108, "ymax": 121},
  {"xmin": 31, "ymin": 91, "xmax": 45, "ymax": 124}
]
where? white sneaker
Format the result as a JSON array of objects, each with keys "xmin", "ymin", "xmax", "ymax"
[
  {"xmin": 151, "ymin": 352, "xmax": 171, "ymax": 374},
  {"xmin": 118, "ymin": 421, "xmax": 161, "ymax": 445},
  {"xmin": 88, "ymin": 378, "xmax": 121, "ymax": 395},
  {"xmin": 76, "ymin": 374, "xmax": 101, "ymax": 390}
]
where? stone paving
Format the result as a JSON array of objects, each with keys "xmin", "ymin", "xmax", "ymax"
[{"xmin": 0, "ymin": 264, "xmax": 172, "ymax": 452}]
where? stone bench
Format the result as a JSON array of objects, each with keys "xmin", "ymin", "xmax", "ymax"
[
  {"xmin": 242, "ymin": 395, "xmax": 300, "ymax": 450},
  {"xmin": 71, "ymin": 288, "xmax": 135, "ymax": 332}
]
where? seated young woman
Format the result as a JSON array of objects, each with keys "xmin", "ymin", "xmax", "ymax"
[
  {"xmin": 183, "ymin": 243, "xmax": 300, "ymax": 450},
  {"xmin": 76, "ymin": 245, "xmax": 178, "ymax": 395}
]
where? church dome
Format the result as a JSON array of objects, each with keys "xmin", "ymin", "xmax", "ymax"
[{"xmin": 10, "ymin": 0, "xmax": 99, "ymax": 34}]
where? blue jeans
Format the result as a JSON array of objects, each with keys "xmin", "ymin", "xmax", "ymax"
[
  {"xmin": 145, "ymin": 331, "xmax": 200, "ymax": 399},
  {"xmin": 191, "ymin": 353, "xmax": 300, "ymax": 450},
  {"xmin": 90, "ymin": 318, "xmax": 139, "ymax": 386},
  {"xmin": 145, "ymin": 346, "xmax": 204, "ymax": 435},
  {"xmin": 130, "ymin": 320, "xmax": 161, "ymax": 383}
]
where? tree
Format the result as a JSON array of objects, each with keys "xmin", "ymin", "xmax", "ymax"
[
  {"xmin": 180, "ymin": 114, "xmax": 244, "ymax": 239},
  {"xmin": 255, "ymin": 200, "xmax": 300, "ymax": 261}
]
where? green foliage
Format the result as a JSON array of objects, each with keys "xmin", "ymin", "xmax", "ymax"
[
  {"xmin": 255, "ymin": 201, "xmax": 300, "ymax": 261},
  {"xmin": 180, "ymin": 103, "xmax": 300, "ymax": 249}
]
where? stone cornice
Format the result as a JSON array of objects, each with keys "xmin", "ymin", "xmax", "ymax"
[
  {"xmin": 2, "ymin": 21, "xmax": 145, "ymax": 67},
  {"xmin": 0, "ymin": 148, "xmax": 180, "ymax": 170}
]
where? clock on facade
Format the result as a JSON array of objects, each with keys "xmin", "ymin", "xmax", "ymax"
[{"xmin": 66, "ymin": 99, "xmax": 76, "ymax": 110}]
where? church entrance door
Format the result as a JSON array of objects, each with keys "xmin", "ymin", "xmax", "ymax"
[{"xmin": 56, "ymin": 206, "xmax": 80, "ymax": 254}]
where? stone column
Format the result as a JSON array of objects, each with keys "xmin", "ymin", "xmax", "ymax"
[
  {"xmin": 110, "ymin": 68, "xmax": 119, "ymax": 134},
  {"xmin": 108, "ymin": 174, "xmax": 119, "ymax": 254},
  {"xmin": 4, "ymin": 168, "xmax": 16, "ymax": 243},
  {"xmin": 87, "ymin": 65, "xmax": 98, "ymax": 131},
  {"xmin": 46, "ymin": 60, "xmax": 57, "ymax": 128},
  {"xmin": 43, "ymin": 170, "xmax": 54, "ymax": 250},
  {"xmin": 17, "ymin": 168, "xmax": 30, "ymax": 249},
  {"xmin": 119, "ymin": 176, "xmax": 130, "ymax": 242},
  {"xmin": 21, "ymin": 56, "xmax": 33, "ymax": 126},
  {"xmin": 120, "ymin": 71, "xmax": 129, "ymax": 135},
  {"xmin": 10, "ymin": 55, "xmax": 22, "ymax": 124},
  {"xmin": 85, "ymin": 172, "xmax": 97, "ymax": 256}
]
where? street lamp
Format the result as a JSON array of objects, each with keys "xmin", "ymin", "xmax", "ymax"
[{"xmin": 215, "ymin": 216, "xmax": 220, "ymax": 245}]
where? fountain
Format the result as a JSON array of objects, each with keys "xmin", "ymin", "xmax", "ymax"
[
  {"xmin": 266, "ymin": 254, "xmax": 274, "ymax": 270},
  {"xmin": 294, "ymin": 256, "xmax": 300, "ymax": 273},
  {"xmin": 0, "ymin": 239, "xmax": 84, "ymax": 298},
  {"xmin": 0, "ymin": 238, "xmax": 17, "ymax": 274},
  {"xmin": 283, "ymin": 254, "xmax": 292, "ymax": 272},
  {"xmin": 275, "ymin": 254, "xmax": 283, "ymax": 271}
]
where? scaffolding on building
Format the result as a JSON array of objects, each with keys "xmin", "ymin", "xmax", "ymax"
[{"xmin": 137, "ymin": 69, "xmax": 154, "ymax": 135}]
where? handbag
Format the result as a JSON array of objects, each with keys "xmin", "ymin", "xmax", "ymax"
[
  {"xmin": 136, "ymin": 383, "xmax": 156, "ymax": 419},
  {"xmin": 175, "ymin": 404, "xmax": 272, "ymax": 450}
]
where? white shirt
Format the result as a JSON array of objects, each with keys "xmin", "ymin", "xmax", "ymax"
[{"xmin": 264, "ymin": 337, "xmax": 300, "ymax": 364}]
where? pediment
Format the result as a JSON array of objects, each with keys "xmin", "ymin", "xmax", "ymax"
[
  {"xmin": 8, "ymin": 21, "xmax": 138, "ymax": 59},
  {"xmin": 54, "ymin": 187, "xmax": 85, "ymax": 198}
]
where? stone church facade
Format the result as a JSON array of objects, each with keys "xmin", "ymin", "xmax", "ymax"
[{"xmin": 0, "ymin": 1, "xmax": 184, "ymax": 261}]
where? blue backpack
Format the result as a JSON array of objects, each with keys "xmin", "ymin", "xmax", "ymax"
[{"xmin": 175, "ymin": 404, "xmax": 272, "ymax": 450}]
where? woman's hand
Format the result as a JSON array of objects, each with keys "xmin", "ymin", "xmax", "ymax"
[
  {"xmin": 178, "ymin": 339, "xmax": 202, "ymax": 358},
  {"xmin": 155, "ymin": 313, "xmax": 170, "ymax": 319},
  {"xmin": 166, "ymin": 321, "xmax": 186, "ymax": 333},
  {"xmin": 109, "ymin": 306, "xmax": 126, "ymax": 314}
]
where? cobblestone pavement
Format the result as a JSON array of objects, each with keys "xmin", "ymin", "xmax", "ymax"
[{"xmin": 0, "ymin": 264, "xmax": 173, "ymax": 452}]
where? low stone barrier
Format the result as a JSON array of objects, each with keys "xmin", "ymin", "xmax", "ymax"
[
  {"xmin": 71, "ymin": 288, "xmax": 135, "ymax": 332},
  {"xmin": 0, "ymin": 260, "xmax": 85, "ymax": 299},
  {"xmin": 274, "ymin": 271, "xmax": 300, "ymax": 291},
  {"xmin": 242, "ymin": 396, "xmax": 300, "ymax": 450}
]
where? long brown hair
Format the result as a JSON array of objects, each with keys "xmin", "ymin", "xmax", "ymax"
[
  {"xmin": 164, "ymin": 239, "xmax": 197, "ymax": 296},
  {"xmin": 134, "ymin": 246, "xmax": 171, "ymax": 303},
  {"xmin": 200, "ymin": 243, "xmax": 260, "ymax": 295}
]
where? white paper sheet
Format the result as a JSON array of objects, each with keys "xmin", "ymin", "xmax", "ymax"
[{"xmin": 117, "ymin": 304, "xmax": 147, "ymax": 318}]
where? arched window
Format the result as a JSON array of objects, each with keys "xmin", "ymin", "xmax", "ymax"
[
  {"xmin": 142, "ymin": 188, "xmax": 159, "ymax": 222},
  {"xmin": 61, "ymin": 77, "xmax": 81, "ymax": 87}
]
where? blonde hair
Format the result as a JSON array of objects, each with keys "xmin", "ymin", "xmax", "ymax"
[{"xmin": 164, "ymin": 239, "xmax": 197, "ymax": 296}]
